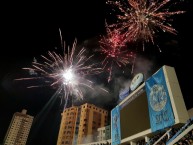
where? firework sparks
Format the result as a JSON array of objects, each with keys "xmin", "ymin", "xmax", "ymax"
[
  {"xmin": 100, "ymin": 22, "xmax": 128, "ymax": 49},
  {"xmin": 15, "ymin": 30, "xmax": 104, "ymax": 109},
  {"xmin": 107, "ymin": 0, "xmax": 185, "ymax": 50},
  {"xmin": 99, "ymin": 25, "xmax": 134, "ymax": 82}
]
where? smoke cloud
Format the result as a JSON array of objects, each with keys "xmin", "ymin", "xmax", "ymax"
[{"xmin": 73, "ymin": 38, "xmax": 157, "ymax": 111}]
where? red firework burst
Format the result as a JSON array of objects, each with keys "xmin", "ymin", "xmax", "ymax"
[{"xmin": 99, "ymin": 25, "xmax": 135, "ymax": 82}]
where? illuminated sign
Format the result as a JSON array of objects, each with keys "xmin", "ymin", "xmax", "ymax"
[
  {"xmin": 119, "ymin": 88, "xmax": 130, "ymax": 101},
  {"xmin": 130, "ymin": 73, "xmax": 144, "ymax": 91}
]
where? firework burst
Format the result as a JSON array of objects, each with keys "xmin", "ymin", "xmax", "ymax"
[
  {"xmin": 107, "ymin": 0, "xmax": 185, "ymax": 51},
  {"xmin": 15, "ymin": 30, "xmax": 104, "ymax": 109},
  {"xmin": 99, "ymin": 25, "xmax": 135, "ymax": 82}
]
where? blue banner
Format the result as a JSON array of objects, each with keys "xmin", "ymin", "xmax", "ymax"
[
  {"xmin": 145, "ymin": 67, "xmax": 175, "ymax": 132},
  {"xmin": 111, "ymin": 106, "xmax": 121, "ymax": 145}
]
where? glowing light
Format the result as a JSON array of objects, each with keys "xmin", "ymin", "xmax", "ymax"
[{"xmin": 62, "ymin": 69, "xmax": 74, "ymax": 85}]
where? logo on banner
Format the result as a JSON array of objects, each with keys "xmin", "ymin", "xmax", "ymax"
[
  {"xmin": 145, "ymin": 67, "xmax": 175, "ymax": 132},
  {"xmin": 111, "ymin": 106, "xmax": 121, "ymax": 145},
  {"xmin": 149, "ymin": 84, "xmax": 167, "ymax": 112},
  {"xmin": 113, "ymin": 114, "xmax": 119, "ymax": 141}
]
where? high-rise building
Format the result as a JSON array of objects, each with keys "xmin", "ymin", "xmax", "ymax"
[
  {"xmin": 57, "ymin": 106, "xmax": 79, "ymax": 145},
  {"xmin": 3, "ymin": 109, "xmax": 34, "ymax": 145},
  {"xmin": 57, "ymin": 103, "xmax": 109, "ymax": 145}
]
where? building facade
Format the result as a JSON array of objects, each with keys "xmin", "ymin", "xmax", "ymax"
[
  {"xmin": 57, "ymin": 106, "xmax": 79, "ymax": 145},
  {"xmin": 3, "ymin": 109, "xmax": 34, "ymax": 145},
  {"xmin": 57, "ymin": 103, "xmax": 109, "ymax": 145},
  {"xmin": 97, "ymin": 125, "xmax": 111, "ymax": 142}
]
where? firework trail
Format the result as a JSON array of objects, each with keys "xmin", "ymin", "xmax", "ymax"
[
  {"xmin": 99, "ymin": 24, "xmax": 135, "ymax": 82},
  {"xmin": 15, "ymin": 29, "xmax": 105, "ymax": 109},
  {"xmin": 106, "ymin": 0, "xmax": 185, "ymax": 51}
]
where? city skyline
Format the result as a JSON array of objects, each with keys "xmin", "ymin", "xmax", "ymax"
[{"xmin": 1, "ymin": 1, "xmax": 193, "ymax": 145}]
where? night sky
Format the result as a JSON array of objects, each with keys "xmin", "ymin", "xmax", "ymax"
[{"xmin": 1, "ymin": 1, "xmax": 193, "ymax": 145}]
